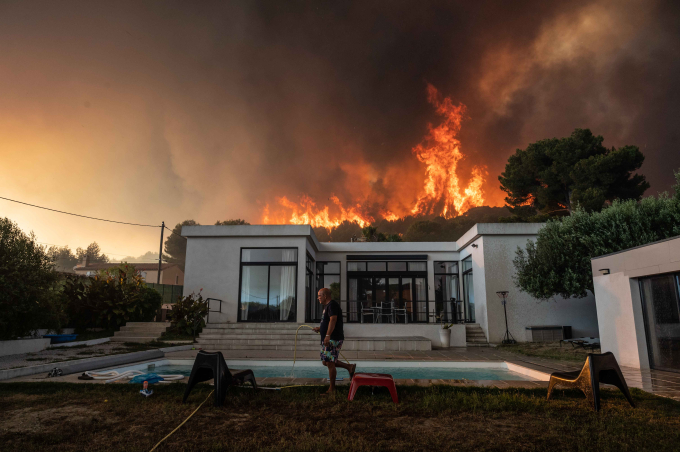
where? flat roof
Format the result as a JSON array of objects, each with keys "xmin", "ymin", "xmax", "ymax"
[
  {"xmin": 182, "ymin": 222, "xmax": 545, "ymax": 252},
  {"xmin": 591, "ymin": 234, "xmax": 680, "ymax": 260}
]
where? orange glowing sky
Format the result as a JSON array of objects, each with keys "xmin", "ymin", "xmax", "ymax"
[{"xmin": 1, "ymin": 0, "xmax": 678, "ymax": 256}]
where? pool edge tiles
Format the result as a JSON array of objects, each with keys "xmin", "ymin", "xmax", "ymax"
[{"xmin": 97, "ymin": 359, "xmax": 551, "ymax": 382}]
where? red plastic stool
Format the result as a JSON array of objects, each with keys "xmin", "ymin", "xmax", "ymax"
[{"xmin": 348, "ymin": 373, "xmax": 399, "ymax": 404}]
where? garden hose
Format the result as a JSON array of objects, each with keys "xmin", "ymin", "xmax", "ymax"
[
  {"xmin": 149, "ymin": 389, "xmax": 214, "ymax": 452},
  {"xmin": 147, "ymin": 324, "xmax": 352, "ymax": 451},
  {"xmin": 293, "ymin": 324, "xmax": 351, "ymax": 369}
]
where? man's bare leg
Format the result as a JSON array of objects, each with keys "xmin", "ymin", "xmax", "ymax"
[
  {"xmin": 325, "ymin": 362, "xmax": 337, "ymax": 393},
  {"xmin": 334, "ymin": 360, "xmax": 356, "ymax": 379}
]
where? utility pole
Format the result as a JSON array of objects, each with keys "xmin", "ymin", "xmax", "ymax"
[{"xmin": 157, "ymin": 221, "xmax": 164, "ymax": 284}]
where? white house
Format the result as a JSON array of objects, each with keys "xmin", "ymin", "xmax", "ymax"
[
  {"xmin": 182, "ymin": 223, "xmax": 598, "ymax": 347},
  {"xmin": 591, "ymin": 235, "xmax": 680, "ymax": 372}
]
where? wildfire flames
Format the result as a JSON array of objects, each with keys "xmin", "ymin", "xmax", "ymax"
[{"xmin": 262, "ymin": 84, "xmax": 487, "ymax": 228}]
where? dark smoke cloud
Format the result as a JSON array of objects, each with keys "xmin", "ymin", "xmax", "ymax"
[{"xmin": 1, "ymin": 0, "xmax": 678, "ymax": 253}]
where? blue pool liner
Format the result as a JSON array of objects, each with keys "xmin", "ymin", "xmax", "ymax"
[
  {"xmin": 129, "ymin": 373, "xmax": 165, "ymax": 384},
  {"xmin": 43, "ymin": 334, "xmax": 79, "ymax": 344}
]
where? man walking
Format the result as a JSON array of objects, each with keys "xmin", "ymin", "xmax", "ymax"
[{"xmin": 313, "ymin": 288, "xmax": 356, "ymax": 394}]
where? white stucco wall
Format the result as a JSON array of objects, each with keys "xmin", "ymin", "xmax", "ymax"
[
  {"xmin": 181, "ymin": 223, "xmax": 601, "ymax": 349},
  {"xmin": 464, "ymin": 234, "xmax": 598, "ymax": 344},
  {"xmin": 590, "ymin": 234, "xmax": 680, "ymax": 370},
  {"xmin": 592, "ymin": 273, "xmax": 650, "ymax": 368},
  {"xmin": 344, "ymin": 323, "xmax": 466, "ymax": 347},
  {"xmin": 183, "ymin": 234, "xmax": 308, "ymax": 323}
]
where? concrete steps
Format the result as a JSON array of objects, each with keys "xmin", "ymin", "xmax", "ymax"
[
  {"xmin": 465, "ymin": 323, "xmax": 489, "ymax": 347},
  {"xmin": 196, "ymin": 323, "xmax": 432, "ymax": 351},
  {"xmin": 111, "ymin": 322, "xmax": 170, "ymax": 343},
  {"xmin": 197, "ymin": 323, "xmax": 320, "ymax": 350}
]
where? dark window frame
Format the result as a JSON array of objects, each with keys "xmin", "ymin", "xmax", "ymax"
[
  {"xmin": 639, "ymin": 272, "xmax": 680, "ymax": 373},
  {"xmin": 310, "ymin": 260, "xmax": 341, "ymax": 322},
  {"xmin": 460, "ymin": 256, "xmax": 474, "ymax": 323},
  {"xmin": 238, "ymin": 247, "xmax": 298, "ymax": 322},
  {"xmin": 434, "ymin": 261, "xmax": 461, "ymax": 323},
  {"xmin": 346, "ymin": 261, "xmax": 429, "ymax": 323}
]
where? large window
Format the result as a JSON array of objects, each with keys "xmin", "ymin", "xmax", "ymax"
[
  {"xmin": 346, "ymin": 260, "xmax": 428, "ymax": 323},
  {"xmin": 462, "ymin": 257, "xmax": 475, "ymax": 323},
  {"xmin": 239, "ymin": 248, "xmax": 297, "ymax": 322},
  {"xmin": 310, "ymin": 261, "xmax": 340, "ymax": 322},
  {"xmin": 640, "ymin": 273, "xmax": 680, "ymax": 372},
  {"xmin": 305, "ymin": 254, "xmax": 315, "ymax": 323},
  {"xmin": 434, "ymin": 261, "xmax": 460, "ymax": 323}
]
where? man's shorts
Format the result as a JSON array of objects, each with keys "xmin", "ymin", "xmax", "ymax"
[{"xmin": 320, "ymin": 339, "xmax": 344, "ymax": 363}]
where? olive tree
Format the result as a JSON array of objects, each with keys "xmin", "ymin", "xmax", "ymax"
[{"xmin": 514, "ymin": 184, "xmax": 680, "ymax": 299}]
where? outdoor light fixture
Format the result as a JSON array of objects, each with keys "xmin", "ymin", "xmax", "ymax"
[
  {"xmin": 471, "ymin": 243, "xmax": 478, "ymax": 248},
  {"xmin": 496, "ymin": 291, "xmax": 516, "ymax": 344},
  {"xmin": 599, "ymin": 268, "xmax": 610, "ymax": 275}
]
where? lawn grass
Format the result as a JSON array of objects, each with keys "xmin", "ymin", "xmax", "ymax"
[
  {"xmin": 1, "ymin": 382, "xmax": 678, "ymax": 451},
  {"xmin": 498, "ymin": 341, "xmax": 598, "ymax": 362}
]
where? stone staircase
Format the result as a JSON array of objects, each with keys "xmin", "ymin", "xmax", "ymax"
[
  {"xmin": 196, "ymin": 323, "xmax": 433, "ymax": 351},
  {"xmin": 111, "ymin": 322, "xmax": 170, "ymax": 343},
  {"xmin": 196, "ymin": 323, "xmax": 320, "ymax": 351},
  {"xmin": 465, "ymin": 323, "xmax": 489, "ymax": 347}
]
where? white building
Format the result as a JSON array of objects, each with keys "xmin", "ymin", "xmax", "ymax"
[
  {"xmin": 182, "ymin": 223, "xmax": 598, "ymax": 347},
  {"xmin": 592, "ymin": 235, "xmax": 680, "ymax": 372}
]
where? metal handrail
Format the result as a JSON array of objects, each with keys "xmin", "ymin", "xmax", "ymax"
[{"xmin": 205, "ymin": 297, "xmax": 223, "ymax": 324}]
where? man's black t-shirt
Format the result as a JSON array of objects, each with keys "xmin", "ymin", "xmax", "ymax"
[{"xmin": 319, "ymin": 300, "xmax": 344, "ymax": 344}]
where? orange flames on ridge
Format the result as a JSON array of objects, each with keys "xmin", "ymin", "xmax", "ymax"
[
  {"xmin": 411, "ymin": 85, "xmax": 487, "ymax": 219},
  {"xmin": 262, "ymin": 84, "xmax": 487, "ymax": 228}
]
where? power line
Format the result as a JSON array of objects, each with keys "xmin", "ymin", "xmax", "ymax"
[
  {"xmin": 165, "ymin": 225, "xmax": 187, "ymax": 240},
  {"xmin": 0, "ymin": 196, "xmax": 161, "ymax": 227}
]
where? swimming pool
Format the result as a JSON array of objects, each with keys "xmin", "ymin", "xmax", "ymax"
[{"xmin": 99, "ymin": 359, "xmax": 549, "ymax": 381}]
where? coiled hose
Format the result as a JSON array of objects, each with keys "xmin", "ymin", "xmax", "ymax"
[{"xmin": 85, "ymin": 370, "xmax": 185, "ymax": 383}]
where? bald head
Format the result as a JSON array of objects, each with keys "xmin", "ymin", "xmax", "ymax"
[{"xmin": 317, "ymin": 287, "xmax": 331, "ymax": 305}]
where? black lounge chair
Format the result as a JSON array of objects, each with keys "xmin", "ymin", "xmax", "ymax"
[
  {"xmin": 546, "ymin": 351, "xmax": 635, "ymax": 411},
  {"xmin": 183, "ymin": 350, "xmax": 257, "ymax": 407}
]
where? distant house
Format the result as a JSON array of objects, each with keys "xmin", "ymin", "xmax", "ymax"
[{"xmin": 73, "ymin": 257, "xmax": 184, "ymax": 285}]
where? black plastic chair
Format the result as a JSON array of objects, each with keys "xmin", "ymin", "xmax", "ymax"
[
  {"xmin": 183, "ymin": 350, "xmax": 257, "ymax": 407},
  {"xmin": 546, "ymin": 352, "xmax": 635, "ymax": 411}
]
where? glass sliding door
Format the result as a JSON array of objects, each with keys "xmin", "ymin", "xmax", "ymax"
[
  {"xmin": 312, "ymin": 261, "xmax": 340, "ymax": 322},
  {"xmin": 640, "ymin": 273, "xmax": 680, "ymax": 372},
  {"xmin": 239, "ymin": 248, "xmax": 297, "ymax": 322},
  {"xmin": 376, "ymin": 278, "xmax": 386, "ymax": 302},
  {"xmin": 434, "ymin": 262, "xmax": 459, "ymax": 323},
  {"xmin": 346, "ymin": 260, "xmax": 428, "ymax": 323},
  {"xmin": 462, "ymin": 257, "xmax": 475, "ymax": 323},
  {"xmin": 415, "ymin": 277, "xmax": 427, "ymax": 322},
  {"xmin": 269, "ymin": 265, "xmax": 296, "ymax": 321},
  {"xmin": 401, "ymin": 277, "xmax": 413, "ymax": 322},
  {"xmin": 240, "ymin": 266, "xmax": 269, "ymax": 321}
]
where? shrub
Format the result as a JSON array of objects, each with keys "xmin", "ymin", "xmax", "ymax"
[
  {"xmin": 63, "ymin": 263, "xmax": 162, "ymax": 330},
  {"xmin": 0, "ymin": 218, "xmax": 63, "ymax": 340},
  {"xmin": 169, "ymin": 291, "xmax": 208, "ymax": 338},
  {"xmin": 514, "ymin": 191, "xmax": 680, "ymax": 299}
]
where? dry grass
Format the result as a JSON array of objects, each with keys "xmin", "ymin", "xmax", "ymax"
[{"xmin": 1, "ymin": 382, "xmax": 678, "ymax": 452}]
